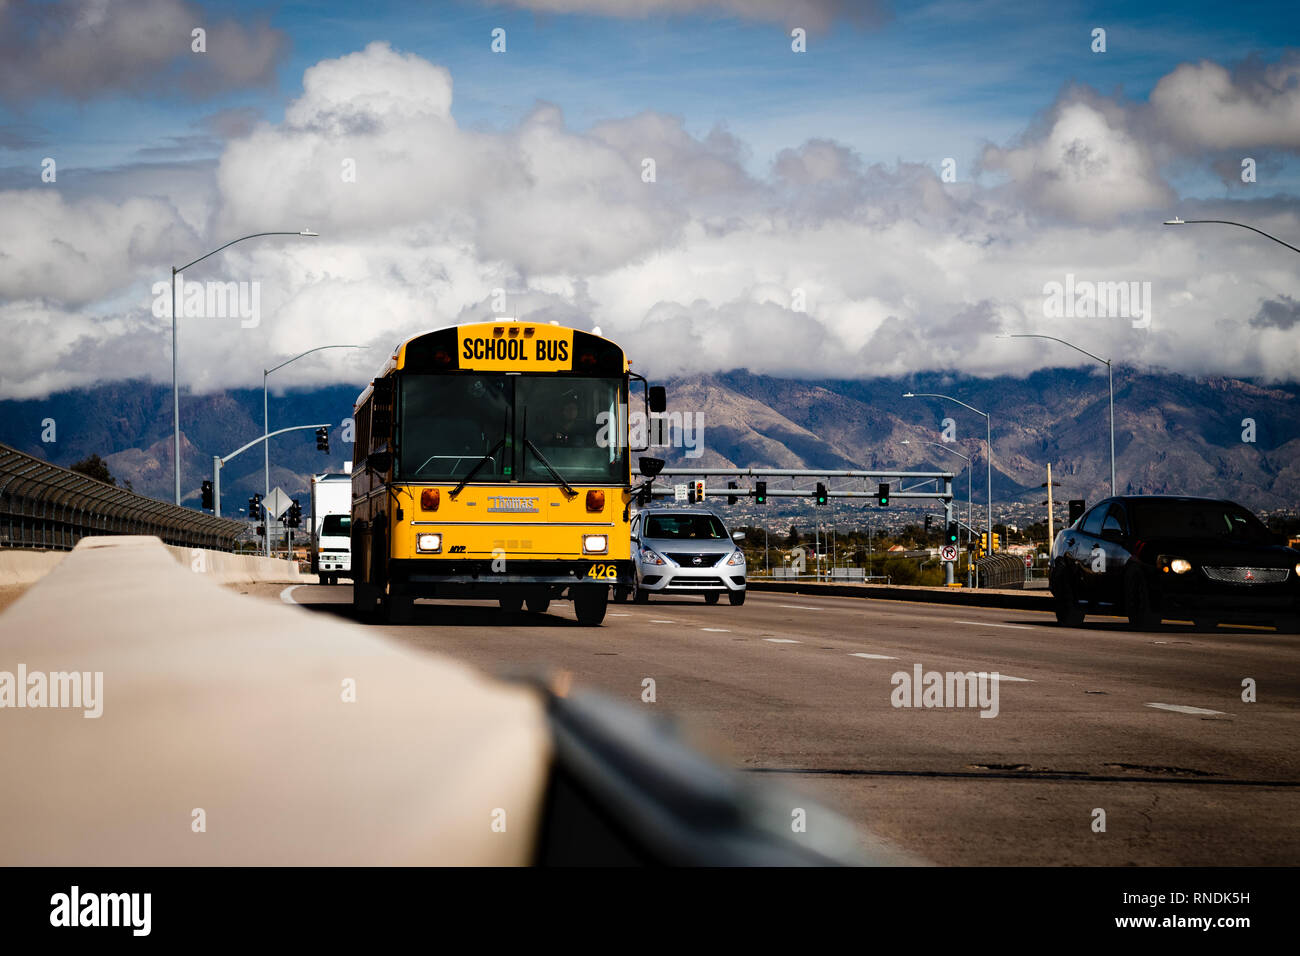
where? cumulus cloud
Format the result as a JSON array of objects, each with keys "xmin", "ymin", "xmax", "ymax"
[
  {"xmin": 980, "ymin": 91, "xmax": 1174, "ymax": 223},
  {"xmin": 1150, "ymin": 54, "xmax": 1300, "ymax": 151},
  {"xmin": 0, "ymin": 0, "xmax": 287, "ymax": 104},
  {"xmin": 2, "ymin": 43, "xmax": 1300, "ymax": 401},
  {"xmin": 489, "ymin": 0, "xmax": 889, "ymax": 31}
]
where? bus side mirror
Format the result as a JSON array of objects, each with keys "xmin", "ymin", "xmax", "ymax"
[
  {"xmin": 648, "ymin": 386, "xmax": 666, "ymax": 414},
  {"xmin": 368, "ymin": 451, "xmax": 392, "ymax": 473},
  {"xmin": 638, "ymin": 457, "xmax": 664, "ymax": 478}
]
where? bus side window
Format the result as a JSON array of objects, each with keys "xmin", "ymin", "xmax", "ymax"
[{"xmin": 353, "ymin": 398, "xmax": 372, "ymax": 470}]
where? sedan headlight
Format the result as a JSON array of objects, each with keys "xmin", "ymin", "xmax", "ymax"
[
  {"xmin": 639, "ymin": 546, "xmax": 666, "ymax": 566},
  {"xmin": 416, "ymin": 533, "xmax": 442, "ymax": 553},
  {"xmin": 1159, "ymin": 555, "xmax": 1191, "ymax": 574},
  {"xmin": 583, "ymin": 534, "xmax": 608, "ymax": 554},
  {"xmin": 726, "ymin": 550, "xmax": 746, "ymax": 566}
]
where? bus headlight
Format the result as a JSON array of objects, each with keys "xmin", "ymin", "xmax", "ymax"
[
  {"xmin": 726, "ymin": 550, "xmax": 746, "ymax": 566},
  {"xmin": 417, "ymin": 533, "xmax": 442, "ymax": 553},
  {"xmin": 583, "ymin": 534, "xmax": 608, "ymax": 554}
]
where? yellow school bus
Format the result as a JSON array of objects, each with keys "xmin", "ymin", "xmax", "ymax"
[{"xmin": 350, "ymin": 320, "xmax": 665, "ymax": 625}]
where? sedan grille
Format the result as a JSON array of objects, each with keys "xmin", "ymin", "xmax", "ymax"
[
  {"xmin": 1202, "ymin": 566, "xmax": 1289, "ymax": 585},
  {"xmin": 666, "ymin": 553, "xmax": 722, "ymax": 568},
  {"xmin": 667, "ymin": 576, "xmax": 724, "ymax": 588}
]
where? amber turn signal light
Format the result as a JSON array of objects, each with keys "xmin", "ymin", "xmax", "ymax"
[
  {"xmin": 585, "ymin": 490, "xmax": 605, "ymax": 512},
  {"xmin": 421, "ymin": 488, "xmax": 440, "ymax": 511}
]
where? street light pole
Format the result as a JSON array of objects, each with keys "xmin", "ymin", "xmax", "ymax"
[
  {"xmin": 904, "ymin": 392, "xmax": 993, "ymax": 557},
  {"xmin": 262, "ymin": 344, "xmax": 367, "ymax": 556},
  {"xmin": 169, "ymin": 229, "xmax": 318, "ymax": 505},
  {"xmin": 1163, "ymin": 217, "xmax": 1300, "ymax": 256},
  {"xmin": 999, "ymin": 333, "xmax": 1116, "ymax": 497},
  {"xmin": 903, "ymin": 439, "xmax": 973, "ymax": 585}
]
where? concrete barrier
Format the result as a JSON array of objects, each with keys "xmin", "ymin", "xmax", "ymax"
[
  {"xmin": 748, "ymin": 578, "xmax": 1054, "ymax": 612},
  {"xmin": 162, "ymin": 543, "xmax": 315, "ymax": 585},
  {"xmin": 0, "ymin": 549, "xmax": 66, "ymax": 586},
  {"xmin": 0, "ymin": 535, "xmax": 551, "ymax": 865}
]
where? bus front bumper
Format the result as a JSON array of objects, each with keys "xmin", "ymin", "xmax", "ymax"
[{"xmin": 388, "ymin": 558, "xmax": 633, "ymax": 596}]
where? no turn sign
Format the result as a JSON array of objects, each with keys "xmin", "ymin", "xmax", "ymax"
[{"xmin": 940, "ymin": 545, "xmax": 958, "ymax": 562}]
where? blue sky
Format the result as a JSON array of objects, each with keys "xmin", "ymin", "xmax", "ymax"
[{"xmin": 6, "ymin": 0, "xmax": 1299, "ymax": 194}]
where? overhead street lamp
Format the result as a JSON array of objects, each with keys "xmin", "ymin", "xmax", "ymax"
[
  {"xmin": 1163, "ymin": 217, "xmax": 1300, "ymax": 256},
  {"xmin": 170, "ymin": 229, "xmax": 319, "ymax": 505},
  {"xmin": 904, "ymin": 392, "xmax": 993, "ymax": 556},
  {"xmin": 902, "ymin": 439, "xmax": 973, "ymax": 543},
  {"xmin": 263, "ymin": 344, "xmax": 368, "ymax": 556},
  {"xmin": 999, "ymin": 332, "xmax": 1116, "ymax": 497}
]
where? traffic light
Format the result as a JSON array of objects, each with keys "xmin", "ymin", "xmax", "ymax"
[
  {"xmin": 815, "ymin": 482, "xmax": 828, "ymax": 506},
  {"xmin": 256, "ymin": 525, "xmax": 265, "ymax": 537},
  {"xmin": 316, "ymin": 427, "xmax": 330, "ymax": 453},
  {"xmin": 877, "ymin": 482, "xmax": 889, "ymax": 506},
  {"xmin": 946, "ymin": 522, "xmax": 959, "ymax": 546},
  {"xmin": 248, "ymin": 493, "xmax": 262, "ymax": 518},
  {"xmin": 286, "ymin": 499, "xmax": 302, "ymax": 528},
  {"xmin": 1068, "ymin": 499, "xmax": 1086, "ymax": 525},
  {"xmin": 924, "ymin": 515, "xmax": 932, "ymax": 532},
  {"xmin": 201, "ymin": 480, "xmax": 213, "ymax": 511},
  {"xmin": 755, "ymin": 480, "xmax": 767, "ymax": 505},
  {"xmin": 727, "ymin": 480, "xmax": 738, "ymax": 505}
]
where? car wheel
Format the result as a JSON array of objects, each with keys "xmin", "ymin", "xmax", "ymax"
[
  {"xmin": 728, "ymin": 590, "xmax": 746, "ymax": 606},
  {"xmin": 612, "ymin": 586, "xmax": 628, "ymax": 604},
  {"xmin": 704, "ymin": 593, "xmax": 720, "ymax": 605},
  {"xmin": 633, "ymin": 579, "xmax": 649, "ymax": 604},
  {"xmin": 1124, "ymin": 568, "xmax": 1160, "ymax": 630},
  {"xmin": 573, "ymin": 587, "xmax": 608, "ymax": 626},
  {"xmin": 499, "ymin": 597, "xmax": 523, "ymax": 613},
  {"xmin": 1051, "ymin": 572, "xmax": 1084, "ymax": 627},
  {"xmin": 526, "ymin": 597, "xmax": 550, "ymax": 614}
]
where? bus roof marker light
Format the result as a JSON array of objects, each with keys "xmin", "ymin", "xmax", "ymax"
[
  {"xmin": 493, "ymin": 326, "xmax": 505, "ymax": 337},
  {"xmin": 523, "ymin": 327, "xmax": 535, "ymax": 337}
]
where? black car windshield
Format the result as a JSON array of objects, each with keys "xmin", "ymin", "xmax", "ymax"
[
  {"xmin": 320, "ymin": 514, "xmax": 351, "ymax": 536},
  {"xmin": 645, "ymin": 513, "xmax": 729, "ymax": 540},
  {"xmin": 1130, "ymin": 501, "xmax": 1272, "ymax": 543},
  {"xmin": 397, "ymin": 374, "xmax": 625, "ymax": 482}
]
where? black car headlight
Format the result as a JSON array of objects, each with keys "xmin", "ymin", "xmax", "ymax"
[{"xmin": 1158, "ymin": 555, "xmax": 1192, "ymax": 574}]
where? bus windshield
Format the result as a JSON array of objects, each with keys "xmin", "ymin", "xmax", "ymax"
[{"xmin": 397, "ymin": 374, "xmax": 626, "ymax": 483}]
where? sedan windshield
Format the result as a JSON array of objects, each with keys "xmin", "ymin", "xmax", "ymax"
[
  {"xmin": 1130, "ymin": 501, "xmax": 1273, "ymax": 543},
  {"xmin": 645, "ymin": 513, "xmax": 729, "ymax": 540}
]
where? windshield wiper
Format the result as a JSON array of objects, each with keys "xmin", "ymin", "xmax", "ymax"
[
  {"xmin": 524, "ymin": 439, "xmax": 578, "ymax": 499},
  {"xmin": 448, "ymin": 437, "xmax": 506, "ymax": 499}
]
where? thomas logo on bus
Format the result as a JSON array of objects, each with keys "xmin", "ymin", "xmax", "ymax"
[{"xmin": 457, "ymin": 325, "xmax": 573, "ymax": 371}]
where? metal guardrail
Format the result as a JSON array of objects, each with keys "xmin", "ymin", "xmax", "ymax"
[
  {"xmin": 0, "ymin": 442, "xmax": 245, "ymax": 551},
  {"xmin": 974, "ymin": 553, "xmax": 1028, "ymax": 590}
]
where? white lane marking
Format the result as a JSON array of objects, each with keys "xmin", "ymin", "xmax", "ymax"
[
  {"xmin": 701, "ymin": 627, "xmax": 730, "ymax": 632},
  {"xmin": 1146, "ymin": 702, "xmax": 1228, "ymax": 716},
  {"xmin": 607, "ymin": 613, "xmax": 630, "ymax": 617},
  {"xmin": 991, "ymin": 674, "xmax": 1034, "ymax": 682},
  {"xmin": 850, "ymin": 652, "xmax": 898, "ymax": 660},
  {"xmin": 778, "ymin": 605, "xmax": 822, "ymax": 611},
  {"xmin": 650, "ymin": 619, "xmax": 675, "ymax": 624},
  {"xmin": 764, "ymin": 638, "xmax": 802, "ymax": 644},
  {"xmin": 954, "ymin": 620, "xmax": 1033, "ymax": 630},
  {"xmin": 279, "ymin": 586, "xmax": 300, "ymax": 605}
]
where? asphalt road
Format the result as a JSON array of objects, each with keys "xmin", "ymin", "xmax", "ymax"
[{"xmin": 242, "ymin": 582, "xmax": 1300, "ymax": 865}]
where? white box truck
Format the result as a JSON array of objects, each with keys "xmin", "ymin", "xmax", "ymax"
[{"xmin": 311, "ymin": 472, "xmax": 352, "ymax": 585}]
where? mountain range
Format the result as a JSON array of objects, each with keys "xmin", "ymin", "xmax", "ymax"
[{"xmin": 1, "ymin": 367, "xmax": 1297, "ymax": 514}]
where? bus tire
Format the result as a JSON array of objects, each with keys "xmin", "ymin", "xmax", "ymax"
[
  {"xmin": 386, "ymin": 595, "xmax": 414, "ymax": 625},
  {"xmin": 526, "ymin": 597, "xmax": 550, "ymax": 614},
  {"xmin": 499, "ymin": 597, "xmax": 523, "ymax": 613},
  {"xmin": 573, "ymin": 587, "xmax": 608, "ymax": 626},
  {"xmin": 612, "ymin": 586, "xmax": 629, "ymax": 604}
]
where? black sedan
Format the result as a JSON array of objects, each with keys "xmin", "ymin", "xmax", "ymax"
[{"xmin": 1049, "ymin": 495, "xmax": 1300, "ymax": 631}]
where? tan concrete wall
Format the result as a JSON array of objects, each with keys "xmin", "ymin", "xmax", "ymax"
[
  {"xmin": 0, "ymin": 535, "xmax": 552, "ymax": 865},
  {"xmin": 162, "ymin": 542, "xmax": 315, "ymax": 585},
  {"xmin": 0, "ymin": 549, "xmax": 67, "ymax": 586}
]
